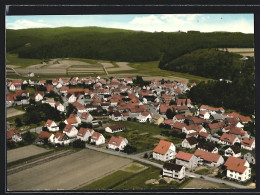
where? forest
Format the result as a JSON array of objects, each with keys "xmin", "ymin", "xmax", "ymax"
[{"xmin": 6, "ymin": 27, "xmax": 253, "ymax": 63}]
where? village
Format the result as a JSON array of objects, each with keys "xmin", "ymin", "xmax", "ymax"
[{"xmin": 6, "ymin": 75, "xmax": 255, "ymax": 188}]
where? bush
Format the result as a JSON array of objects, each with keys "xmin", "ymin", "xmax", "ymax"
[
  {"xmin": 115, "ymin": 148, "xmax": 119, "ymax": 151},
  {"xmin": 144, "ymin": 153, "xmax": 148, "ymax": 158},
  {"xmin": 159, "ymin": 179, "xmax": 167, "ymax": 184},
  {"xmin": 122, "ymin": 144, "xmax": 137, "ymax": 154},
  {"xmin": 72, "ymin": 139, "xmax": 86, "ymax": 148}
]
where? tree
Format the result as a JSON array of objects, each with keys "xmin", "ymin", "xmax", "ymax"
[
  {"xmin": 123, "ymin": 145, "xmax": 137, "ymax": 154},
  {"xmin": 169, "ymin": 100, "xmax": 176, "ymax": 106},
  {"xmin": 166, "ymin": 108, "xmax": 174, "ymax": 119},
  {"xmin": 42, "ymin": 126, "xmax": 48, "ymax": 131},
  {"xmin": 144, "ymin": 153, "xmax": 148, "ymax": 158},
  {"xmin": 59, "ymin": 122, "xmax": 66, "ymax": 131},
  {"xmin": 66, "ymin": 103, "xmax": 75, "ymax": 117},
  {"xmin": 15, "ymin": 118, "xmax": 23, "ymax": 127},
  {"xmin": 22, "ymin": 131, "xmax": 37, "ymax": 144},
  {"xmin": 72, "ymin": 139, "xmax": 86, "ymax": 148}
]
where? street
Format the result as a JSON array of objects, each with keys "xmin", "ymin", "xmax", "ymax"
[{"xmin": 85, "ymin": 144, "xmax": 252, "ymax": 189}]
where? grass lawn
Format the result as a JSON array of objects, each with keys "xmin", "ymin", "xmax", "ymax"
[
  {"xmin": 6, "ymin": 53, "xmax": 43, "ymax": 68},
  {"xmin": 125, "ymin": 164, "xmax": 144, "ymax": 172},
  {"xmin": 79, "ymin": 164, "xmax": 192, "ymax": 190},
  {"xmin": 106, "ymin": 121, "xmax": 183, "ymax": 153},
  {"xmin": 128, "ymin": 61, "xmax": 212, "ymax": 83},
  {"xmin": 194, "ymin": 168, "xmax": 210, "ymax": 175}
]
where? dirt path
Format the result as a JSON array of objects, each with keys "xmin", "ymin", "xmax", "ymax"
[{"xmin": 7, "ymin": 108, "xmax": 25, "ymax": 118}]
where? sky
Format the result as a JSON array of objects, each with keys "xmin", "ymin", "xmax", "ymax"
[{"xmin": 6, "ymin": 14, "xmax": 254, "ymax": 33}]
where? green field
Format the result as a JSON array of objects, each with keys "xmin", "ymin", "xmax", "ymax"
[
  {"xmin": 105, "ymin": 121, "xmax": 182, "ymax": 153},
  {"xmin": 6, "ymin": 53, "xmax": 43, "ymax": 68},
  {"xmin": 78, "ymin": 165, "xmax": 192, "ymax": 190},
  {"xmin": 128, "ymin": 61, "xmax": 212, "ymax": 83}
]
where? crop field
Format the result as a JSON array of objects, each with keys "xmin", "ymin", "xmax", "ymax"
[
  {"xmin": 7, "ymin": 145, "xmax": 50, "ymax": 163},
  {"xmin": 6, "ymin": 108, "xmax": 25, "ymax": 118},
  {"xmin": 7, "ymin": 149, "xmax": 132, "ymax": 191},
  {"xmin": 218, "ymin": 48, "xmax": 254, "ymax": 57}
]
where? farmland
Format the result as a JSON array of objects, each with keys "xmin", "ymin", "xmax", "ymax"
[{"xmin": 7, "ymin": 149, "xmax": 132, "ymax": 190}]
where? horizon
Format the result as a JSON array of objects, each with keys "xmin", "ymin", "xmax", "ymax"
[{"xmin": 6, "ymin": 14, "xmax": 254, "ymax": 33}]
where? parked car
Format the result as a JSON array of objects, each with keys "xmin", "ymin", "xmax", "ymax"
[{"xmin": 200, "ymin": 176, "xmax": 205, "ymax": 179}]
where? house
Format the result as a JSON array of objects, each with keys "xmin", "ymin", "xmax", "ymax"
[
  {"xmin": 90, "ymin": 132, "xmax": 105, "ymax": 145},
  {"xmin": 77, "ymin": 128, "xmax": 94, "ymax": 141},
  {"xmin": 181, "ymin": 137, "xmax": 198, "ymax": 149},
  {"xmin": 55, "ymin": 101, "xmax": 65, "ymax": 112},
  {"xmin": 6, "ymin": 93, "xmax": 16, "ymax": 107},
  {"xmin": 227, "ymin": 126, "xmax": 248, "ymax": 141},
  {"xmin": 225, "ymin": 145, "xmax": 241, "ymax": 158},
  {"xmin": 137, "ymin": 111, "xmax": 152, "ymax": 123},
  {"xmin": 175, "ymin": 151, "xmax": 198, "ymax": 169},
  {"xmin": 72, "ymin": 101, "xmax": 88, "ymax": 113},
  {"xmin": 152, "ymin": 140, "xmax": 176, "ymax": 162},
  {"xmin": 64, "ymin": 113, "xmax": 81, "ymax": 126},
  {"xmin": 79, "ymin": 112, "xmax": 93, "ymax": 123},
  {"xmin": 63, "ymin": 124, "xmax": 78, "ymax": 138},
  {"xmin": 172, "ymin": 114, "xmax": 185, "ymax": 123},
  {"xmin": 241, "ymin": 137, "xmax": 255, "ymax": 151},
  {"xmin": 108, "ymin": 136, "xmax": 128, "ymax": 150},
  {"xmin": 197, "ymin": 142, "xmax": 218, "ymax": 153},
  {"xmin": 28, "ymin": 72, "xmax": 35, "ymax": 77},
  {"xmin": 44, "ymin": 98, "xmax": 55, "ymax": 108},
  {"xmin": 53, "ymin": 132, "xmax": 70, "ymax": 145},
  {"xmin": 200, "ymin": 105, "xmax": 224, "ymax": 114},
  {"xmin": 36, "ymin": 131, "xmax": 54, "ymax": 145},
  {"xmin": 162, "ymin": 162, "xmax": 185, "ymax": 180},
  {"xmin": 208, "ymin": 122, "xmax": 225, "ymax": 134},
  {"xmin": 224, "ymin": 156, "xmax": 251, "ymax": 182},
  {"xmin": 35, "ymin": 92, "xmax": 44, "ymax": 102},
  {"xmin": 243, "ymin": 152, "xmax": 255, "ymax": 165},
  {"xmin": 176, "ymin": 98, "xmax": 192, "ymax": 107},
  {"xmin": 44, "ymin": 119, "xmax": 59, "ymax": 132},
  {"xmin": 105, "ymin": 124, "xmax": 125, "ymax": 133},
  {"xmin": 151, "ymin": 114, "xmax": 164, "ymax": 125},
  {"xmin": 66, "ymin": 93, "xmax": 77, "ymax": 103},
  {"xmin": 110, "ymin": 112, "xmax": 123, "ymax": 121},
  {"xmin": 198, "ymin": 110, "xmax": 210, "ymax": 120},
  {"xmin": 194, "ymin": 149, "xmax": 224, "ymax": 167},
  {"xmin": 219, "ymin": 133, "xmax": 240, "ymax": 145},
  {"xmin": 7, "ymin": 129, "xmax": 22, "ymax": 142},
  {"xmin": 173, "ymin": 122, "xmax": 187, "ymax": 133}
]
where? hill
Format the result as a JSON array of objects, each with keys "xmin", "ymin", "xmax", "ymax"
[{"xmin": 6, "ymin": 27, "xmax": 253, "ymax": 64}]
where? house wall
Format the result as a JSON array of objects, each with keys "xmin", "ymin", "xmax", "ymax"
[
  {"xmin": 175, "ymin": 156, "xmax": 198, "ymax": 169},
  {"xmin": 163, "ymin": 166, "xmax": 185, "ymax": 180},
  {"xmin": 181, "ymin": 139, "xmax": 196, "ymax": 149},
  {"xmin": 226, "ymin": 167, "xmax": 251, "ymax": 182}
]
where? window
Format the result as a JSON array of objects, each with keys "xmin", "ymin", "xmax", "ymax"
[{"xmin": 238, "ymin": 177, "xmax": 241, "ymax": 180}]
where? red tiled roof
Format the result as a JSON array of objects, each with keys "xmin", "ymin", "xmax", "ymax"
[
  {"xmin": 208, "ymin": 122, "xmax": 225, "ymax": 130},
  {"xmin": 194, "ymin": 149, "xmax": 221, "ymax": 163},
  {"xmin": 81, "ymin": 112, "xmax": 90, "ymax": 119},
  {"xmin": 224, "ymin": 156, "xmax": 247, "ymax": 173},
  {"xmin": 72, "ymin": 101, "xmax": 85, "ymax": 110},
  {"xmin": 229, "ymin": 126, "xmax": 246, "ymax": 136},
  {"xmin": 220, "ymin": 133, "xmax": 236, "ymax": 144},
  {"xmin": 241, "ymin": 137, "xmax": 255, "ymax": 147},
  {"xmin": 173, "ymin": 122, "xmax": 187, "ymax": 130},
  {"xmin": 44, "ymin": 119, "xmax": 54, "ymax": 127},
  {"xmin": 91, "ymin": 132, "xmax": 101, "ymax": 140},
  {"xmin": 153, "ymin": 140, "xmax": 173, "ymax": 155},
  {"xmin": 63, "ymin": 124, "xmax": 75, "ymax": 133},
  {"xmin": 77, "ymin": 127, "xmax": 92, "ymax": 137},
  {"xmin": 174, "ymin": 114, "xmax": 185, "ymax": 120},
  {"xmin": 7, "ymin": 129, "xmax": 20, "ymax": 140},
  {"xmin": 200, "ymin": 105, "xmax": 224, "ymax": 112},
  {"xmin": 199, "ymin": 131, "xmax": 209, "ymax": 138},
  {"xmin": 38, "ymin": 131, "xmax": 52, "ymax": 139},
  {"xmin": 108, "ymin": 136, "xmax": 126, "ymax": 146},
  {"xmin": 164, "ymin": 119, "xmax": 173, "ymax": 125},
  {"xmin": 175, "ymin": 151, "xmax": 193, "ymax": 161}
]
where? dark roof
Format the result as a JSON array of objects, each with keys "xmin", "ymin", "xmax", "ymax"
[
  {"xmin": 186, "ymin": 137, "xmax": 198, "ymax": 145},
  {"xmin": 108, "ymin": 124, "xmax": 125, "ymax": 131},
  {"xmin": 197, "ymin": 142, "xmax": 216, "ymax": 152},
  {"xmin": 230, "ymin": 145, "xmax": 241, "ymax": 154},
  {"xmin": 163, "ymin": 162, "xmax": 183, "ymax": 171}
]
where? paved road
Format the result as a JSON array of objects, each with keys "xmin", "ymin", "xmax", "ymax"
[{"xmin": 85, "ymin": 144, "xmax": 251, "ymax": 189}]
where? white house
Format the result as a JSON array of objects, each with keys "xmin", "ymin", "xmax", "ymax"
[
  {"xmin": 67, "ymin": 94, "xmax": 77, "ymax": 103},
  {"xmin": 105, "ymin": 124, "xmax": 125, "ymax": 133},
  {"xmin": 224, "ymin": 156, "xmax": 251, "ymax": 182},
  {"xmin": 63, "ymin": 124, "xmax": 78, "ymax": 138},
  {"xmin": 55, "ymin": 101, "xmax": 65, "ymax": 112},
  {"xmin": 64, "ymin": 114, "xmax": 81, "ymax": 126},
  {"xmin": 225, "ymin": 145, "xmax": 241, "ymax": 158},
  {"xmin": 219, "ymin": 133, "xmax": 240, "ymax": 145},
  {"xmin": 172, "ymin": 114, "xmax": 185, "ymax": 123},
  {"xmin": 53, "ymin": 132, "xmax": 70, "ymax": 145},
  {"xmin": 181, "ymin": 137, "xmax": 198, "ymax": 149},
  {"xmin": 137, "ymin": 111, "xmax": 152, "ymax": 123},
  {"xmin": 79, "ymin": 112, "xmax": 93, "ymax": 123},
  {"xmin": 175, "ymin": 151, "xmax": 198, "ymax": 169},
  {"xmin": 163, "ymin": 162, "xmax": 185, "ymax": 180},
  {"xmin": 44, "ymin": 119, "xmax": 59, "ymax": 132},
  {"xmin": 35, "ymin": 92, "xmax": 44, "ymax": 102},
  {"xmin": 194, "ymin": 149, "xmax": 224, "ymax": 167},
  {"xmin": 198, "ymin": 110, "xmax": 210, "ymax": 120},
  {"xmin": 7, "ymin": 129, "xmax": 22, "ymax": 143},
  {"xmin": 152, "ymin": 140, "xmax": 176, "ymax": 162},
  {"xmin": 90, "ymin": 132, "xmax": 105, "ymax": 145},
  {"xmin": 110, "ymin": 112, "xmax": 123, "ymax": 121},
  {"xmin": 108, "ymin": 136, "xmax": 128, "ymax": 150},
  {"xmin": 77, "ymin": 127, "xmax": 94, "ymax": 141},
  {"xmin": 241, "ymin": 137, "xmax": 255, "ymax": 151}
]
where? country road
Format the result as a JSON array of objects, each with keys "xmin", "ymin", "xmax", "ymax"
[{"xmin": 85, "ymin": 144, "xmax": 252, "ymax": 189}]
